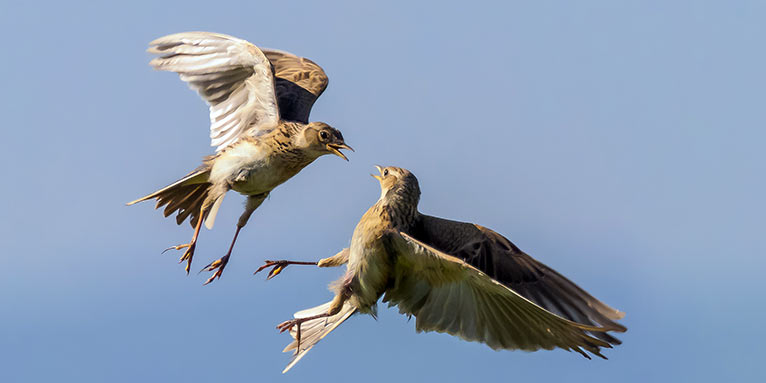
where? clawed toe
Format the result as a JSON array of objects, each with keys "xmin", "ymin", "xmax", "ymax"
[
  {"xmin": 255, "ymin": 260, "xmax": 288, "ymax": 280},
  {"xmin": 163, "ymin": 243, "xmax": 196, "ymax": 274},
  {"xmin": 161, "ymin": 243, "xmax": 190, "ymax": 254},
  {"xmin": 254, "ymin": 260, "xmax": 317, "ymax": 280},
  {"xmin": 201, "ymin": 255, "xmax": 230, "ymax": 285},
  {"xmin": 277, "ymin": 318, "xmax": 305, "ymax": 351},
  {"xmin": 277, "ymin": 319, "xmax": 299, "ymax": 333},
  {"xmin": 276, "ymin": 312, "xmax": 332, "ymax": 355}
]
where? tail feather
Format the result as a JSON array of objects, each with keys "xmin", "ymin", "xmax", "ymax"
[
  {"xmin": 282, "ymin": 301, "xmax": 356, "ymax": 373},
  {"xmin": 170, "ymin": 185, "xmax": 205, "ymax": 226},
  {"xmin": 127, "ymin": 165, "xmax": 213, "ymax": 228},
  {"xmin": 163, "ymin": 184, "xmax": 205, "ymax": 217}
]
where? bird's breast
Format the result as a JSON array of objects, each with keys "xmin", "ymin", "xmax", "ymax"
[
  {"xmin": 210, "ymin": 139, "xmax": 311, "ymax": 195},
  {"xmin": 346, "ymin": 211, "xmax": 395, "ymax": 311}
]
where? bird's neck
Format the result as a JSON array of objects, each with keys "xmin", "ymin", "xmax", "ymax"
[
  {"xmin": 281, "ymin": 122, "xmax": 308, "ymax": 147},
  {"xmin": 377, "ymin": 191, "xmax": 420, "ymax": 229},
  {"xmin": 268, "ymin": 123, "xmax": 318, "ymax": 166},
  {"xmin": 280, "ymin": 123, "xmax": 326, "ymax": 162},
  {"xmin": 282, "ymin": 121, "xmax": 304, "ymax": 137}
]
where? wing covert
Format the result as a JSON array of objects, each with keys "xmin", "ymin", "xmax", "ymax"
[{"xmin": 262, "ymin": 49, "xmax": 329, "ymax": 123}]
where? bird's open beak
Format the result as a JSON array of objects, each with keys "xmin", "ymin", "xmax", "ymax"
[
  {"xmin": 327, "ymin": 143, "xmax": 353, "ymax": 161},
  {"xmin": 371, "ymin": 165, "xmax": 383, "ymax": 181}
]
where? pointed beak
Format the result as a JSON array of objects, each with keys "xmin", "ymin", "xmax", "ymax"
[
  {"xmin": 371, "ymin": 165, "xmax": 383, "ymax": 181},
  {"xmin": 327, "ymin": 143, "xmax": 353, "ymax": 161}
]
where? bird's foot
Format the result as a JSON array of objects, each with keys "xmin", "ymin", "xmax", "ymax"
[
  {"xmin": 162, "ymin": 243, "xmax": 196, "ymax": 274},
  {"xmin": 276, "ymin": 318, "xmax": 302, "ymax": 334},
  {"xmin": 277, "ymin": 317, "xmax": 308, "ymax": 351},
  {"xmin": 201, "ymin": 254, "xmax": 230, "ymax": 285},
  {"xmin": 254, "ymin": 260, "xmax": 317, "ymax": 280},
  {"xmin": 277, "ymin": 312, "xmax": 331, "ymax": 352}
]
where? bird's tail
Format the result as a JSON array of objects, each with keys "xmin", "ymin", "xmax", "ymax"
[
  {"xmin": 282, "ymin": 300, "xmax": 357, "ymax": 373},
  {"xmin": 127, "ymin": 163, "xmax": 220, "ymax": 228}
]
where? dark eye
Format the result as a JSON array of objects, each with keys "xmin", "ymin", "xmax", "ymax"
[
  {"xmin": 383, "ymin": 169, "xmax": 389, "ymax": 176},
  {"xmin": 320, "ymin": 131, "xmax": 329, "ymax": 140}
]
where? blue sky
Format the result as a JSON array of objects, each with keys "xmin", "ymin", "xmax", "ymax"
[{"xmin": 2, "ymin": 1, "xmax": 764, "ymax": 381}]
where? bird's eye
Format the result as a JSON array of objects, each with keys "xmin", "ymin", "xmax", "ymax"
[
  {"xmin": 383, "ymin": 169, "xmax": 389, "ymax": 176},
  {"xmin": 319, "ymin": 131, "xmax": 329, "ymax": 140}
]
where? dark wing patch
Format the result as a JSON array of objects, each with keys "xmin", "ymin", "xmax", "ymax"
[
  {"xmin": 410, "ymin": 214, "xmax": 626, "ymax": 343},
  {"xmin": 262, "ymin": 49, "xmax": 329, "ymax": 123}
]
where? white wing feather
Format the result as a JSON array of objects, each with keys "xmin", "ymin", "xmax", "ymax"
[{"xmin": 148, "ymin": 32, "xmax": 280, "ymax": 151}]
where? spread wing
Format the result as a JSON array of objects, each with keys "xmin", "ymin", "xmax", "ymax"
[
  {"xmin": 383, "ymin": 231, "xmax": 623, "ymax": 359},
  {"xmin": 148, "ymin": 32, "xmax": 280, "ymax": 151},
  {"xmin": 262, "ymin": 49, "xmax": 329, "ymax": 123},
  {"xmin": 409, "ymin": 214, "xmax": 626, "ymax": 344}
]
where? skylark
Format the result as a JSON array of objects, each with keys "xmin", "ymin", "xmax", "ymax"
[
  {"xmin": 258, "ymin": 166, "xmax": 626, "ymax": 372},
  {"xmin": 128, "ymin": 32, "xmax": 352, "ymax": 284}
]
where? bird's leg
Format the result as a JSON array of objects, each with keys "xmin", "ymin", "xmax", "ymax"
[
  {"xmin": 277, "ymin": 289, "xmax": 349, "ymax": 352},
  {"xmin": 255, "ymin": 248, "xmax": 349, "ymax": 280},
  {"xmin": 163, "ymin": 209, "xmax": 205, "ymax": 274},
  {"xmin": 200, "ymin": 193, "xmax": 266, "ymax": 285},
  {"xmin": 200, "ymin": 225, "xmax": 240, "ymax": 285}
]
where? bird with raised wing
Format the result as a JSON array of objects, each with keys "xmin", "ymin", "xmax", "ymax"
[
  {"xmin": 128, "ymin": 32, "xmax": 352, "ymax": 284},
  {"xmin": 258, "ymin": 166, "xmax": 626, "ymax": 372}
]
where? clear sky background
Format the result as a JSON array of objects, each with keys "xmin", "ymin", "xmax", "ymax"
[{"xmin": 2, "ymin": 1, "xmax": 764, "ymax": 381}]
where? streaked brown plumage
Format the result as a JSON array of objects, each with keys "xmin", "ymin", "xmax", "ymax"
[
  {"xmin": 259, "ymin": 166, "xmax": 626, "ymax": 372},
  {"xmin": 127, "ymin": 32, "xmax": 351, "ymax": 284}
]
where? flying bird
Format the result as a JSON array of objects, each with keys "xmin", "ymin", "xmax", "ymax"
[
  {"xmin": 258, "ymin": 166, "xmax": 626, "ymax": 372},
  {"xmin": 128, "ymin": 32, "xmax": 352, "ymax": 284}
]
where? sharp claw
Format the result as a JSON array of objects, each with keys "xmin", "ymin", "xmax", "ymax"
[
  {"xmin": 162, "ymin": 243, "xmax": 190, "ymax": 254},
  {"xmin": 276, "ymin": 319, "xmax": 304, "ymax": 351},
  {"xmin": 254, "ymin": 260, "xmax": 276, "ymax": 275},
  {"xmin": 276, "ymin": 320, "xmax": 293, "ymax": 332},
  {"xmin": 255, "ymin": 260, "xmax": 317, "ymax": 280},
  {"xmin": 203, "ymin": 271, "xmax": 221, "ymax": 286},
  {"xmin": 179, "ymin": 247, "xmax": 196, "ymax": 275},
  {"xmin": 164, "ymin": 243, "xmax": 196, "ymax": 276},
  {"xmin": 200, "ymin": 258, "xmax": 222, "ymax": 273},
  {"xmin": 266, "ymin": 265, "xmax": 284, "ymax": 280},
  {"xmin": 200, "ymin": 255, "xmax": 229, "ymax": 285},
  {"xmin": 255, "ymin": 260, "xmax": 288, "ymax": 280}
]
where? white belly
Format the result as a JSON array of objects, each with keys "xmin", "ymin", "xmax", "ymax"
[{"xmin": 209, "ymin": 142, "xmax": 295, "ymax": 195}]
